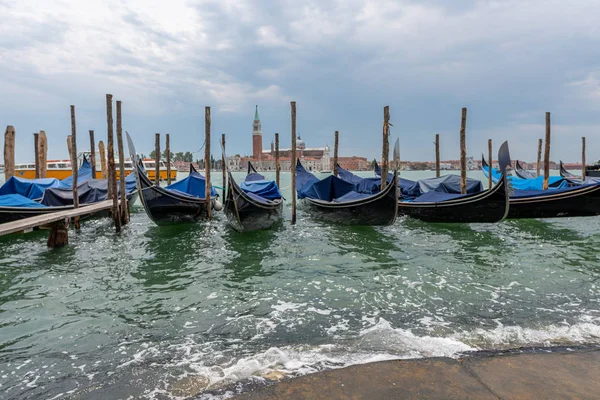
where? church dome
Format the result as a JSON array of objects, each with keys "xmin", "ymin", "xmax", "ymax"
[{"xmin": 296, "ymin": 136, "xmax": 306, "ymax": 150}]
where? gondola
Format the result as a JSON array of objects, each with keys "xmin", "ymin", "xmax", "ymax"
[
  {"xmin": 483, "ymin": 155, "xmax": 600, "ymax": 218},
  {"xmin": 513, "ymin": 160, "xmax": 536, "ymax": 179},
  {"xmin": 127, "ymin": 133, "xmax": 218, "ymax": 225},
  {"xmin": 482, "ymin": 157, "xmax": 569, "ymax": 190},
  {"xmin": 398, "ymin": 142, "xmax": 511, "ymax": 223},
  {"xmin": 559, "ymin": 161, "xmax": 579, "ymax": 179},
  {"xmin": 224, "ymin": 162, "xmax": 283, "ymax": 232},
  {"xmin": 296, "ymin": 160, "xmax": 398, "ymax": 226}
]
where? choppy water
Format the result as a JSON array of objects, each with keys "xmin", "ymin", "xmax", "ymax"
[{"xmin": 1, "ymin": 170, "xmax": 600, "ymax": 399}]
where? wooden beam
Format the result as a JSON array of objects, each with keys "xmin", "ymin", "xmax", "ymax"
[
  {"xmin": 154, "ymin": 133, "xmax": 160, "ymax": 186},
  {"xmin": 291, "ymin": 101, "xmax": 297, "ymax": 225},
  {"xmin": 106, "ymin": 94, "xmax": 121, "ymax": 232},
  {"xmin": 205, "ymin": 107, "xmax": 212, "ymax": 220},
  {"xmin": 488, "ymin": 139, "xmax": 493, "ymax": 190},
  {"xmin": 333, "ymin": 130, "xmax": 339, "ymax": 176},
  {"xmin": 582, "ymin": 136, "xmax": 586, "ymax": 181},
  {"xmin": 275, "ymin": 133, "xmax": 280, "ymax": 188},
  {"xmin": 116, "ymin": 100, "xmax": 128, "ymax": 224},
  {"xmin": 34, "ymin": 133, "xmax": 40, "ymax": 179},
  {"xmin": 166, "ymin": 133, "xmax": 172, "ymax": 185},
  {"xmin": 460, "ymin": 107, "xmax": 467, "ymax": 194},
  {"xmin": 89, "ymin": 130, "xmax": 96, "ymax": 179},
  {"xmin": 435, "ymin": 133, "xmax": 440, "ymax": 178},
  {"xmin": 537, "ymin": 138, "xmax": 542, "ymax": 177},
  {"xmin": 543, "ymin": 112, "xmax": 551, "ymax": 190},
  {"xmin": 39, "ymin": 130, "xmax": 47, "ymax": 178},
  {"xmin": 4, "ymin": 125, "xmax": 15, "ymax": 180},
  {"xmin": 99, "ymin": 141, "xmax": 107, "ymax": 180},
  {"xmin": 70, "ymin": 105, "xmax": 80, "ymax": 230},
  {"xmin": 221, "ymin": 133, "xmax": 226, "ymax": 199},
  {"xmin": 381, "ymin": 106, "xmax": 390, "ymax": 189}
]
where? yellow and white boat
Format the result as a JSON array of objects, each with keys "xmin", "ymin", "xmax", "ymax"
[{"xmin": 14, "ymin": 154, "xmax": 177, "ymax": 182}]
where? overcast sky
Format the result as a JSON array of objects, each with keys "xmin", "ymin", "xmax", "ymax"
[{"xmin": 1, "ymin": 0, "xmax": 600, "ymax": 163}]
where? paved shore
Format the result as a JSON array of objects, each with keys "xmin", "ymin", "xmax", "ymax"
[{"xmin": 233, "ymin": 347, "xmax": 600, "ymax": 399}]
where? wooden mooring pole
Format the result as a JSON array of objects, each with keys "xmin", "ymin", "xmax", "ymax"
[
  {"xmin": 166, "ymin": 133, "xmax": 172, "ymax": 185},
  {"xmin": 34, "ymin": 133, "xmax": 40, "ymax": 178},
  {"xmin": 488, "ymin": 139, "xmax": 493, "ymax": 190},
  {"xmin": 70, "ymin": 105, "xmax": 80, "ymax": 230},
  {"xmin": 106, "ymin": 94, "xmax": 121, "ymax": 232},
  {"xmin": 221, "ymin": 133, "xmax": 226, "ymax": 199},
  {"xmin": 537, "ymin": 138, "xmax": 542, "ymax": 177},
  {"xmin": 89, "ymin": 130, "xmax": 97, "ymax": 179},
  {"xmin": 99, "ymin": 141, "xmax": 107, "ymax": 180},
  {"xmin": 381, "ymin": 106, "xmax": 390, "ymax": 189},
  {"xmin": 333, "ymin": 130, "xmax": 339, "ymax": 177},
  {"xmin": 582, "ymin": 136, "xmax": 586, "ymax": 181},
  {"xmin": 116, "ymin": 100, "xmax": 128, "ymax": 225},
  {"xmin": 4, "ymin": 126, "xmax": 15, "ymax": 181},
  {"xmin": 543, "ymin": 112, "xmax": 551, "ymax": 190},
  {"xmin": 460, "ymin": 107, "xmax": 467, "ymax": 194},
  {"xmin": 435, "ymin": 133, "xmax": 440, "ymax": 178},
  {"xmin": 39, "ymin": 130, "xmax": 47, "ymax": 178},
  {"xmin": 275, "ymin": 133, "xmax": 280, "ymax": 188},
  {"xmin": 291, "ymin": 101, "xmax": 297, "ymax": 225},
  {"xmin": 154, "ymin": 133, "xmax": 160, "ymax": 186},
  {"xmin": 205, "ymin": 107, "xmax": 211, "ymax": 220}
]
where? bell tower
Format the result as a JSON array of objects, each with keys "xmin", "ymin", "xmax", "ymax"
[{"xmin": 252, "ymin": 105, "xmax": 262, "ymax": 160}]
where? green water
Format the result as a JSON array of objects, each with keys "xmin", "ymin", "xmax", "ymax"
[{"xmin": 1, "ymin": 171, "xmax": 599, "ymax": 399}]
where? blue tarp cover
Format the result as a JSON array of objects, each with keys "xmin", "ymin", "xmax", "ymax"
[
  {"xmin": 240, "ymin": 179, "xmax": 283, "ymax": 200},
  {"xmin": 410, "ymin": 191, "xmax": 473, "ymax": 203},
  {"xmin": 165, "ymin": 171, "xmax": 217, "ymax": 199},
  {"xmin": 0, "ymin": 194, "xmax": 47, "ymax": 208},
  {"xmin": 41, "ymin": 176, "xmax": 137, "ymax": 207},
  {"xmin": 510, "ymin": 183, "xmax": 600, "ymax": 198},
  {"xmin": 58, "ymin": 158, "xmax": 93, "ymax": 189},
  {"xmin": 483, "ymin": 166, "xmax": 569, "ymax": 190},
  {"xmin": 412, "ymin": 174, "xmax": 483, "ymax": 196},
  {"xmin": 296, "ymin": 162, "xmax": 359, "ymax": 201},
  {"xmin": 0, "ymin": 177, "xmax": 60, "ymax": 200}
]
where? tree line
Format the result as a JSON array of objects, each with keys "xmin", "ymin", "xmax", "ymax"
[{"xmin": 146, "ymin": 150, "xmax": 194, "ymax": 162}]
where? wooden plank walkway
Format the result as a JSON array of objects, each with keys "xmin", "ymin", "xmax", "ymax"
[{"xmin": 0, "ymin": 200, "xmax": 116, "ymax": 236}]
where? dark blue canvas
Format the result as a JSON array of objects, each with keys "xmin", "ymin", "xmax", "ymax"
[
  {"xmin": 0, "ymin": 177, "xmax": 60, "ymax": 200},
  {"xmin": 0, "ymin": 194, "xmax": 47, "ymax": 208},
  {"xmin": 240, "ymin": 179, "xmax": 282, "ymax": 200},
  {"xmin": 165, "ymin": 171, "xmax": 218, "ymax": 198}
]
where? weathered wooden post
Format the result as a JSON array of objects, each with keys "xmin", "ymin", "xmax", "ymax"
[
  {"xmin": 543, "ymin": 112, "xmax": 551, "ymax": 190},
  {"xmin": 488, "ymin": 139, "xmax": 493, "ymax": 190},
  {"xmin": 221, "ymin": 133, "xmax": 226, "ymax": 199},
  {"xmin": 70, "ymin": 105, "xmax": 80, "ymax": 230},
  {"xmin": 205, "ymin": 107, "xmax": 212, "ymax": 220},
  {"xmin": 154, "ymin": 133, "xmax": 160, "ymax": 186},
  {"xmin": 99, "ymin": 141, "xmax": 107, "ymax": 179},
  {"xmin": 39, "ymin": 130, "xmax": 47, "ymax": 178},
  {"xmin": 275, "ymin": 133, "xmax": 280, "ymax": 188},
  {"xmin": 166, "ymin": 133, "xmax": 172, "ymax": 185},
  {"xmin": 89, "ymin": 130, "xmax": 97, "ymax": 178},
  {"xmin": 291, "ymin": 101, "xmax": 297, "ymax": 225},
  {"xmin": 34, "ymin": 133, "xmax": 40, "ymax": 178},
  {"xmin": 537, "ymin": 138, "xmax": 542, "ymax": 176},
  {"xmin": 4, "ymin": 126, "xmax": 15, "ymax": 180},
  {"xmin": 435, "ymin": 133, "xmax": 440, "ymax": 178},
  {"xmin": 48, "ymin": 217, "xmax": 69, "ymax": 248},
  {"xmin": 460, "ymin": 107, "xmax": 467, "ymax": 194},
  {"xmin": 106, "ymin": 94, "xmax": 121, "ymax": 232},
  {"xmin": 116, "ymin": 100, "xmax": 128, "ymax": 224},
  {"xmin": 381, "ymin": 106, "xmax": 390, "ymax": 189},
  {"xmin": 333, "ymin": 130, "xmax": 339, "ymax": 176},
  {"xmin": 582, "ymin": 136, "xmax": 586, "ymax": 181}
]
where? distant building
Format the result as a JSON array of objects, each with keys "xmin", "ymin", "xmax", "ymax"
[{"xmin": 335, "ymin": 156, "xmax": 369, "ymax": 171}]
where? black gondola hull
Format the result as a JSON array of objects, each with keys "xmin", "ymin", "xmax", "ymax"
[
  {"xmin": 224, "ymin": 174, "xmax": 283, "ymax": 232},
  {"xmin": 508, "ymin": 184, "xmax": 600, "ymax": 219},
  {"xmin": 301, "ymin": 179, "xmax": 398, "ymax": 226},
  {"xmin": 398, "ymin": 176, "xmax": 509, "ymax": 223}
]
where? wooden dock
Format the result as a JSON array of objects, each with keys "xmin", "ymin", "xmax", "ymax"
[{"xmin": 0, "ymin": 200, "xmax": 117, "ymax": 237}]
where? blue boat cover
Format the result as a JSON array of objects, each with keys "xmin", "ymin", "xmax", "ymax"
[
  {"xmin": 0, "ymin": 177, "xmax": 60, "ymax": 200},
  {"xmin": 240, "ymin": 179, "xmax": 283, "ymax": 200},
  {"xmin": 296, "ymin": 161, "xmax": 365, "ymax": 202},
  {"xmin": 41, "ymin": 176, "xmax": 137, "ymax": 207},
  {"xmin": 58, "ymin": 158, "xmax": 93, "ymax": 189},
  {"xmin": 410, "ymin": 191, "xmax": 473, "ymax": 203},
  {"xmin": 483, "ymin": 166, "xmax": 569, "ymax": 190},
  {"xmin": 0, "ymin": 194, "xmax": 47, "ymax": 208},
  {"xmin": 413, "ymin": 174, "xmax": 483, "ymax": 195},
  {"xmin": 165, "ymin": 171, "xmax": 217, "ymax": 199},
  {"xmin": 510, "ymin": 183, "xmax": 600, "ymax": 198}
]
